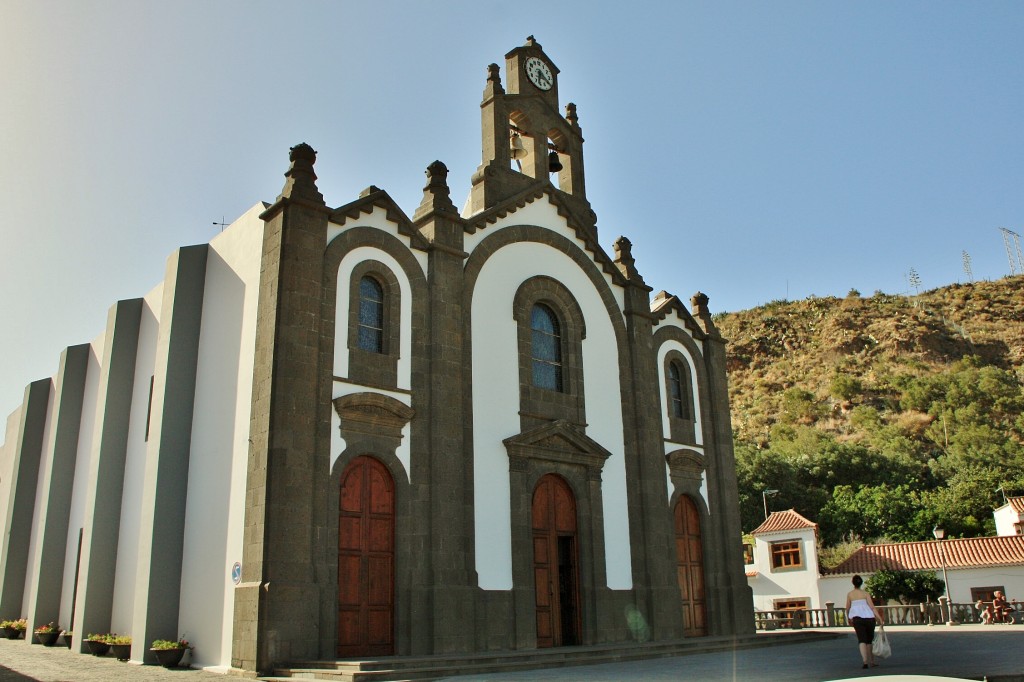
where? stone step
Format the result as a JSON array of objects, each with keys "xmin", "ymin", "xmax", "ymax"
[{"xmin": 267, "ymin": 631, "xmax": 838, "ymax": 681}]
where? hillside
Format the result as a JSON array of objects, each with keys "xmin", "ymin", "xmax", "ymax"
[{"xmin": 715, "ymin": 275, "xmax": 1024, "ymax": 545}]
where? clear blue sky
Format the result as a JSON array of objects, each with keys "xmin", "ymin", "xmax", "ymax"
[{"xmin": 1, "ymin": 1, "xmax": 1022, "ymax": 424}]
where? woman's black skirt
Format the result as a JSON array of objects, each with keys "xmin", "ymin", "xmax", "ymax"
[{"xmin": 851, "ymin": 616, "xmax": 876, "ymax": 644}]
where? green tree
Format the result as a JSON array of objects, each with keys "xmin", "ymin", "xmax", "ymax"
[{"xmin": 867, "ymin": 568, "xmax": 944, "ymax": 603}]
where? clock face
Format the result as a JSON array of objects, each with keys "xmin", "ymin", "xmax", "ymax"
[{"xmin": 525, "ymin": 57, "xmax": 553, "ymax": 91}]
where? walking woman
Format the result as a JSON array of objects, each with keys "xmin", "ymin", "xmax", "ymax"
[{"xmin": 846, "ymin": 574, "xmax": 885, "ymax": 668}]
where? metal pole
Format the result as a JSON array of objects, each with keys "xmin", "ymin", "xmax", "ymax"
[{"xmin": 938, "ymin": 538, "xmax": 954, "ymax": 625}]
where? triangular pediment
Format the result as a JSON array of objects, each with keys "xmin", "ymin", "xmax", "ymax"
[
  {"xmin": 329, "ymin": 187, "xmax": 430, "ymax": 251},
  {"xmin": 652, "ymin": 291, "xmax": 706, "ymax": 340},
  {"xmin": 466, "ymin": 183, "xmax": 627, "ymax": 288},
  {"xmin": 503, "ymin": 419, "xmax": 612, "ymax": 472}
]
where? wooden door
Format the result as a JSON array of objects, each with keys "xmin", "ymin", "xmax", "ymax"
[
  {"xmin": 674, "ymin": 495, "xmax": 707, "ymax": 636},
  {"xmin": 338, "ymin": 456, "xmax": 395, "ymax": 656},
  {"xmin": 532, "ymin": 474, "xmax": 581, "ymax": 647}
]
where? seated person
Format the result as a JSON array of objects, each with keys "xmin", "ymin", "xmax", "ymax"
[{"xmin": 993, "ymin": 591, "xmax": 1013, "ymax": 623}]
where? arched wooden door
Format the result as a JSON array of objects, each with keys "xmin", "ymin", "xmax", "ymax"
[
  {"xmin": 674, "ymin": 495, "xmax": 707, "ymax": 637},
  {"xmin": 532, "ymin": 474, "xmax": 581, "ymax": 648},
  {"xmin": 338, "ymin": 456, "xmax": 395, "ymax": 656}
]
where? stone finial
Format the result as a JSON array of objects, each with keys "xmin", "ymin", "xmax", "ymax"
[
  {"xmin": 414, "ymin": 160, "xmax": 457, "ymax": 217},
  {"xmin": 691, "ymin": 291, "xmax": 711, "ymax": 315},
  {"xmin": 613, "ymin": 236, "xmax": 643, "ymax": 282},
  {"xmin": 484, "ymin": 62, "xmax": 504, "ymax": 97},
  {"xmin": 278, "ymin": 142, "xmax": 324, "ymax": 204},
  {"xmin": 526, "ymin": 35, "xmax": 540, "ymax": 48},
  {"xmin": 565, "ymin": 103, "xmax": 579, "ymax": 128},
  {"xmin": 359, "ymin": 185, "xmax": 382, "ymax": 198}
]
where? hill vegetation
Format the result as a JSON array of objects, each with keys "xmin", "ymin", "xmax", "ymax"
[{"xmin": 716, "ymin": 275, "xmax": 1024, "ymax": 553}]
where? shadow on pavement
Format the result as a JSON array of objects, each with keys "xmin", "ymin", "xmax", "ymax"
[{"xmin": 0, "ymin": 663, "xmax": 39, "ymax": 681}]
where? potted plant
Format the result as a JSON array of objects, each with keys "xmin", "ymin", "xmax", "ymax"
[
  {"xmin": 85, "ymin": 633, "xmax": 111, "ymax": 656},
  {"xmin": 1, "ymin": 619, "xmax": 27, "ymax": 639},
  {"xmin": 33, "ymin": 622, "xmax": 61, "ymax": 646},
  {"xmin": 61, "ymin": 630, "xmax": 73, "ymax": 648},
  {"xmin": 109, "ymin": 635, "xmax": 132, "ymax": 661},
  {"xmin": 150, "ymin": 637, "xmax": 192, "ymax": 668}
]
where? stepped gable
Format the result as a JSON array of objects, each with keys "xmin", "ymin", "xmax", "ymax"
[
  {"xmin": 463, "ymin": 181, "xmax": 627, "ymax": 287},
  {"xmin": 328, "ymin": 185, "xmax": 431, "ymax": 251},
  {"xmin": 826, "ymin": 535, "xmax": 1024, "ymax": 575},
  {"xmin": 751, "ymin": 509, "xmax": 818, "ymax": 535}
]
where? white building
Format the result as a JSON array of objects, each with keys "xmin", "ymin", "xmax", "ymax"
[
  {"xmin": 0, "ymin": 38, "xmax": 754, "ymax": 676},
  {"xmin": 746, "ymin": 507, "xmax": 1024, "ymax": 615}
]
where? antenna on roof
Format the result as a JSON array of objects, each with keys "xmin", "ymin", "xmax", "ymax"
[
  {"xmin": 996, "ymin": 486, "xmax": 1008, "ymax": 505},
  {"xmin": 213, "ymin": 216, "xmax": 229, "ymax": 232}
]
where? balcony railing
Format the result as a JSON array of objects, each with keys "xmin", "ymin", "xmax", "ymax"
[{"xmin": 754, "ymin": 600, "xmax": 1024, "ymax": 630}]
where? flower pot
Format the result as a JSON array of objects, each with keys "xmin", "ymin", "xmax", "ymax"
[
  {"xmin": 111, "ymin": 643, "xmax": 131, "ymax": 661},
  {"xmin": 61, "ymin": 633, "xmax": 73, "ymax": 648},
  {"xmin": 151, "ymin": 647, "xmax": 186, "ymax": 668},
  {"xmin": 3, "ymin": 626, "xmax": 23, "ymax": 639},
  {"xmin": 35, "ymin": 630, "xmax": 60, "ymax": 646},
  {"xmin": 86, "ymin": 639, "xmax": 110, "ymax": 656}
]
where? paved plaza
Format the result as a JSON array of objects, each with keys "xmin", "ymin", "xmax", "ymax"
[{"xmin": 0, "ymin": 625, "xmax": 1022, "ymax": 681}]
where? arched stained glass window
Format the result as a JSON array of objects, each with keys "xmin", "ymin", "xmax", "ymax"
[
  {"xmin": 358, "ymin": 276, "xmax": 385, "ymax": 353},
  {"xmin": 531, "ymin": 304, "xmax": 563, "ymax": 391},
  {"xmin": 668, "ymin": 361, "xmax": 686, "ymax": 418}
]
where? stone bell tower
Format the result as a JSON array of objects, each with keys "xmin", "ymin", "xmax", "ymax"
[{"xmin": 469, "ymin": 37, "xmax": 594, "ymax": 231}]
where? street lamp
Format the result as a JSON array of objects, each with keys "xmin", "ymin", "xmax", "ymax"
[
  {"xmin": 763, "ymin": 489, "xmax": 779, "ymax": 521},
  {"xmin": 932, "ymin": 526, "xmax": 956, "ymax": 626}
]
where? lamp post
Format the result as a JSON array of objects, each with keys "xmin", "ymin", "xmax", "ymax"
[
  {"xmin": 932, "ymin": 526, "xmax": 956, "ymax": 626},
  {"xmin": 763, "ymin": 489, "xmax": 779, "ymax": 521}
]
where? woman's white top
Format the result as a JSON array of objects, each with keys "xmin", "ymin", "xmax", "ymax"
[{"xmin": 848, "ymin": 598, "xmax": 875, "ymax": 619}]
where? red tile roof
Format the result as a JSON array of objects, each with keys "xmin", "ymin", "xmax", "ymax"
[
  {"xmin": 826, "ymin": 535, "xmax": 1024, "ymax": 575},
  {"xmin": 1006, "ymin": 496, "xmax": 1024, "ymax": 514},
  {"xmin": 746, "ymin": 571, "xmax": 758, "ymax": 578},
  {"xmin": 751, "ymin": 509, "xmax": 818, "ymax": 535}
]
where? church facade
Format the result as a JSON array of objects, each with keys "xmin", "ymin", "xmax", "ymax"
[{"xmin": 0, "ymin": 39, "xmax": 753, "ymax": 674}]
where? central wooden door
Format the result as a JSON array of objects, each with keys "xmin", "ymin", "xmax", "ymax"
[
  {"xmin": 532, "ymin": 474, "xmax": 581, "ymax": 648},
  {"xmin": 338, "ymin": 456, "xmax": 395, "ymax": 656},
  {"xmin": 674, "ymin": 495, "xmax": 707, "ymax": 637}
]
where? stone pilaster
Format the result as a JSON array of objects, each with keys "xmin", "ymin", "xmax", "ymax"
[
  {"xmin": 0, "ymin": 379, "xmax": 52, "ymax": 619},
  {"xmin": 232, "ymin": 143, "xmax": 329, "ymax": 674},
  {"xmin": 613, "ymin": 237, "xmax": 684, "ymax": 640},
  {"xmin": 131, "ymin": 245, "xmax": 209, "ymax": 662},
  {"xmin": 72, "ymin": 298, "xmax": 143, "ymax": 648},
  {"xmin": 691, "ymin": 292, "xmax": 755, "ymax": 635},
  {"xmin": 413, "ymin": 161, "xmax": 475, "ymax": 653},
  {"xmin": 26, "ymin": 344, "xmax": 90, "ymax": 632}
]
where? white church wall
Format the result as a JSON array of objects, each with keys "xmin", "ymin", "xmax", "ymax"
[
  {"xmin": 0, "ymin": 408, "xmax": 22, "ymax": 572},
  {"xmin": 326, "ymin": 209, "xmax": 429, "ymax": 279},
  {"xmin": 463, "ymin": 201, "xmax": 627, "ymax": 315},
  {"xmin": 333, "ymin": 246, "xmax": 415, "ymax": 391},
  {"xmin": 470, "ymin": 239, "xmax": 632, "ymax": 590},
  {"xmin": 59, "ymin": 337, "xmax": 103, "ymax": 627},
  {"xmin": 656, "ymin": 339, "xmax": 704, "ymax": 447},
  {"xmin": 179, "ymin": 206, "xmax": 264, "ymax": 670},
  {"xmin": 21, "ymin": 382, "xmax": 56, "ymax": 617},
  {"xmin": 109, "ymin": 289, "xmax": 160, "ymax": 633}
]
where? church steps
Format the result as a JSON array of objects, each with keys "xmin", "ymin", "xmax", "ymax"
[{"xmin": 267, "ymin": 631, "xmax": 839, "ymax": 681}]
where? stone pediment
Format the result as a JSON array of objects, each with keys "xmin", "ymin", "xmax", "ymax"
[
  {"xmin": 465, "ymin": 183, "xmax": 626, "ymax": 289},
  {"xmin": 329, "ymin": 187, "xmax": 431, "ymax": 251},
  {"xmin": 651, "ymin": 291, "xmax": 706, "ymax": 340},
  {"xmin": 503, "ymin": 419, "xmax": 611, "ymax": 474},
  {"xmin": 665, "ymin": 447, "xmax": 706, "ymax": 486},
  {"xmin": 333, "ymin": 392, "xmax": 415, "ymax": 438}
]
